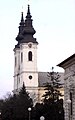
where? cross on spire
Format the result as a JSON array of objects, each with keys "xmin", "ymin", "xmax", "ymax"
[
  {"xmin": 22, "ymin": 6, "xmax": 23, "ymax": 12},
  {"xmin": 28, "ymin": 0, "xmax": 30, "ymax": 5}
]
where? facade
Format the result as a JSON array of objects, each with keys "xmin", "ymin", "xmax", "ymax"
[
  {"xmin": 13, "ymin": 5, "xmax": 64, "ymax": 103},
  {"xmin": 58, "ymin": 54, "xmax": 75, "ymax": 120}
]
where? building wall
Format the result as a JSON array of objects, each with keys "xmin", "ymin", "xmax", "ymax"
[
  {"xmin": 14, "ymin": 42, "xmax": 38, "ymax": 95},
  {"xmin": 20, "ymin": 43, "xmax": 38, "ymax": 72},
  {"xmin": 14, "ymin": 48, "xmax": 20, "ymax": 76},
  {"xmin": 64, "ymin": 64, "xmax": 75, "ymax": 120}
]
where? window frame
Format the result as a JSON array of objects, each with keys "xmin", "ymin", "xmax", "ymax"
[{"xmin": 28, "ymin": 51, "xmax": 32, "ymax": 61}]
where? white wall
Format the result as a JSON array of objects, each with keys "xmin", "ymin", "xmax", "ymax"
[{"xmin": 14, "ymin": 42, "xmax": 38, "ymax": 94}]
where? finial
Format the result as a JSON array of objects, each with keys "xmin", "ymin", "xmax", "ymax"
[
  {"xmin": 28, "ymin": 4, "xmax": 30, "ymax": 13},
  {"xmin": 19, "ymin": 11, "xmax": 24, "ymax": 26},
  {"xmin": 21, "ymin": 12, "xmax": 24, "ymax": 22}
]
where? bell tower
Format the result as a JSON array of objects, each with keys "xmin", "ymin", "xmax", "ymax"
[{"xmin": 13, "ymin": 5, "xmax": 38, "ymax": 99}]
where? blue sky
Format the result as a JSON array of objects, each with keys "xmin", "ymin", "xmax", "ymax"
[{"xmin": 0, "ymin": 0, "xmax": 75, "ymax": 98}]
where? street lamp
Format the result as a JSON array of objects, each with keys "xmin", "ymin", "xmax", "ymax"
[
  {"xmin": 66, "ymin": 99, "xmax": 71, "ymax": 104},
  {"xmin": 28, "ymin": 107, "xmax": 31, "ymax": 120},
  {"xmin": 0, "ymin": 112, "xmax": 1, "ymax": 120},
  {"xmin": 66, "ymin": 99, "xmax": 71, "ymax": 120},
  {"xmin": 40, "ymin": 116, "xmax": 45, "ymax": 120}
]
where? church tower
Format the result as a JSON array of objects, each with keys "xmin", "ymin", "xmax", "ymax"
[{"xmin": 13, "ymin": 5, "xmax": 38, "ymax": 100}]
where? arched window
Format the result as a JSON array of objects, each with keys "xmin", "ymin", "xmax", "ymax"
[
  {"xmin": 28, "ymin": 51, "xmax": 32, "ymax": 61},
  {"xmin": 21, "ymin": 52, "xmax": 23, "ymax": 63},
  {"xmin": 15, "ymin": 57, "xmax": 17, "ymax": 67}
]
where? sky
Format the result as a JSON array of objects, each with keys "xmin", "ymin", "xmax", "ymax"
[{"xmin": 0, "ymin": 0, "xmax": 75, "ymax": 98}]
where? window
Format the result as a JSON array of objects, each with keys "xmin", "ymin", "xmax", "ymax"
[
  {"xmin": 70, "ymin": 92, "xmax": 72, "ymax": 115},
  {"xmin": 19, "ymin": 78, "xmax": 20, "ymax": 84},
  {"xmin": 29, "ymin": 75, "xmax": 32, "ymax": 80},
  {"xmin": 15, "ymin": 57, "xmax": 17, "ymax": 67},
  {"xmin": 28, "ymin": 51, "xmax": 32, "ymax": 61},
  {"xmin": 21, "ymin": 52, "xmax": 23, "ymax": 63}
]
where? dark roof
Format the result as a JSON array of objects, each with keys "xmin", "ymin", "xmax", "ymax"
[
  {"xmin": 38, "ymin": 72, "xmax": 64, "ymax": 87},
  {"xmin": 15, "ymin": 5, "xmax": 38, "ymax": 49},
  {"xmin": 57, "ymin": 54, "xmax": 75, "ymax": 68}
]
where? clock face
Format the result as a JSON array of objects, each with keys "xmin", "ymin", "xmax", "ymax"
[{"xmin": 28, "ymin": 43, "xmax": 32, "ymax": 48}]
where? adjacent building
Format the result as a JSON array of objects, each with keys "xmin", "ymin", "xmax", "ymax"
[{"xmin": 58, "ymin": 54, "xmax": 75, "ymax": 120}]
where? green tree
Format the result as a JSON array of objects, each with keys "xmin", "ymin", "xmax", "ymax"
[
  {"xmin": 15, "ymin": 82, "xmax": 33, "ymax": 120},
  {"xmin": 42, "ymin": 67, "xmax": 63, "ymax": 104},
  {"xmin": 0, "ymin": 99, "xmax": 4, "ymax": 111},
  {"xmin": 33, "ymin": 103, "xmax": 44, "ymax": 120},
  {"xmin": 1, "ymin": 83, "xmax": 33, "ymax": 120},
  {"xmin": 41, "ymin": 67, "xmax": 64, "ymax": 120}
]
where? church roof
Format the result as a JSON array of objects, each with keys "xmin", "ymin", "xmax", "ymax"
[
  {"xmin": 15, "ymin": 5, "xmax": 38, "ymax": 49},
  {"xmin": 38, "ymin": 72, "xmax": 64, "ymax": 87}
]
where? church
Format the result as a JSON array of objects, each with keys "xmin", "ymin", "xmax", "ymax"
[
  {"xmin": 13, "ymin": 3, "xmax": 75, "ymax": 120},
  {"xmin": 13, "ymin": 5, "xmax": 64, "ymax": 103}
]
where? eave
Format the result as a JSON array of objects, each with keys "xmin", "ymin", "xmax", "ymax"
[{"xmin": 57, "ymin": 54, "xmax": 75, "ymax": 69}]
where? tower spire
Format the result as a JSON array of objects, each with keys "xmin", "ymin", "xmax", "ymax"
[
  {"xmin": 16, "ymin": 12, "xmax": 24, "ymax": 42},
  {"xmin": 27, "ymin": 5, "xmax": 30, "ymax": 15},
  {"xmin": 26, "ymin": 5, "xmax": 32, "ymax": 19},
  {"xmin": 21, "ymin": 5, "xmax": 38, "ymax": 44},
  {"xmin": 20, "ymin": 12, "xmax": 24, "ymax": 26},
  {"xmin": 15, "ymin": 4, "xmax": 38, "ymax": 45}
]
